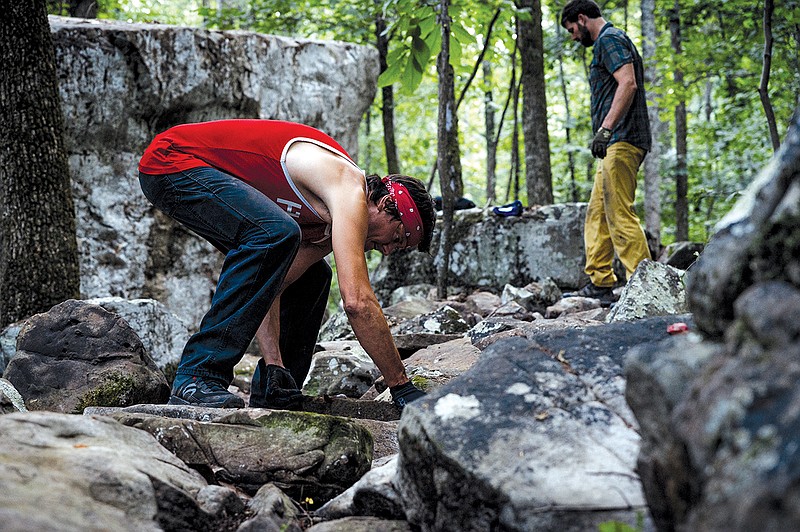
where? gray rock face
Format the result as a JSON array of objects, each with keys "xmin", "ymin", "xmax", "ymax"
[
  {"xmin": 304, "ymin": 344, "xmax": 381, "ymax": 398},
  {"xmin": 371, "ymin": 204, "xmax": 588, "ymax": 304},
  {"xmin": 686, "ymin": 110, "xmax": 800, "ymax": 338},
  {"xmin": 50, "ymin": 16, "xmax": 378, "ymax": 327},
  {"xmin": 0, "ymin": 321, "xmax": 23, "ymax": 374},
  {"xmin": 607, "ymin": 259, "xmax": 687, "ymax": 322},
  {"xmin": 107, "ymin": 406, "xmax": 373, "ymax": 504},
  {"xmin": 86, "ymin": 296, "xmax": 190, "ymax": 372},
  {"xmin": 625, "ymin": 110, "xmax": 800, "ymax": 530},
  {"xmin": 2, "ymin": 300, "xmax": 169, "ymax": 413},
  {"xmin": 629, "ymin": 282, "xmax": 800, "ymax": 531},
  {"xmin": 396, "ymin": 316, "xmax": 689, "ymax": 531},
  {"xmin": 317, "ymin": 457, "xmax": 405, "ymax": 520},
  {"xmin": 0, "ymin": 411, "xmax": 210, "ymax": 531}
]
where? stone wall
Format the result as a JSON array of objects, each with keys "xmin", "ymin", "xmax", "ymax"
[
  {"xmin": 371, "ymin": 204, "xmax": 589, "ymax": 304},
  {"xmin": 51, "ymin": 16, "xmax": 379, "ymax": 326}
]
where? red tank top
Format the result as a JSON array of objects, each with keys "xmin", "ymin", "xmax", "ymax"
[{"xmin": 138, "ymin": 120, "xmax": 362, "ymax": 244}]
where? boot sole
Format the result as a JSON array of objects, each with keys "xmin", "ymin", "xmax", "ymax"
[{"xmin": 168, "ymin": 395, "xmax": 245, "ymax": 408}]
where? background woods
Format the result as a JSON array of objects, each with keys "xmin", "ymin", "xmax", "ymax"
[{"xmin": 12, "ymin": 0, "xmax": 799, "ymax": 313}]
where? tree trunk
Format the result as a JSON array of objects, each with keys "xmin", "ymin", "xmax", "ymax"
[
  {"xmin": 641, "ymin": 0, "xmax": 662, "ymax": 254},
  {"xmin": 516, "ymin": 0, "xmax": 553, "ymax": 206},
  {"xmin": 436, "ymin": 0, "xmax": 461, "ymax": 299},
  {"xmin": 509, "ymin": 76, "xmax": 522, "ymax": 202},
  {"xmin": 758, "ymin": 0, "xmax": 781, "ymax": 151},
  {"xmin": 0, "ymin": 0, "xmax": 80, "ymax": 328},
  {"xmin": 670, "ymin": 0, "xmax": 689, "ymax": 242},
  {"xmin": 375, "ymin": 9, "xmax": 401, "ymax": 174},
  {"xmin": 484, "ymin": 60, "xmax": 497, "ymax": 205},
  {"xmin": 69, "ymin": 0, "xmax": 97, "ymax": 18},
  {"xmin": 556, "ymin": 20, "xmax": 578, "ymax": 202}
]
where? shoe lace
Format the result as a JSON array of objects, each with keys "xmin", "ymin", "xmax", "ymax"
[{"xmin": 186, "ymin": 378, "xmax": 228, "ymax": 396}]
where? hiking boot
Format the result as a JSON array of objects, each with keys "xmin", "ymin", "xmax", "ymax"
[
  {"xmin": 168, "ymin": 376, "xmax": 245, "ymax": 408},
  {"xmin": 562, "ymin": 282, "xmax": 617, "ymax": 302}
]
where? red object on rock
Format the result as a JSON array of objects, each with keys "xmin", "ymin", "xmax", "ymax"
[{"xmin": 667, "ymin": 322, "xmax": 689, "ymax": 334}]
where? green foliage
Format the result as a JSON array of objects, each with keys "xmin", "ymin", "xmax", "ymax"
[
  {"xmin": 53, "ymin": 0, "xmax": 800, "ymax": 244},
  {"xmin": 597, "ymin": 511, "xmax": 645, "ymax": 532}
]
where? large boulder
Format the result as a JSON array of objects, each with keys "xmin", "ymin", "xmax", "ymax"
[
  {"xmin": 625, "ymin": 108, "xmax": 800, "ymax": 530},
  {"xmin": 2, "ymin": 300, "xmax": 169, "ymax": 413},
  {"xmin": 395, "ymin": 315, "xmax": 691, "ymax": 531},
  {"xmin": 86, "ymin": 296, "xmax": 190, "ymax": 373},
  {"xmin": 0, "ymin": 411, "xmax": 211, "ymax": 530},
  {"xmin": 304, "ymin": 342, "xmax": 381, "ymax": 398},
  {"xmin": 628, "ymin": 283, "xmax": 800, "ymax": 531},
  {"xmin": 606, "ymin": 259, "xmax": 687, "ymax": 322},
  {"xmin": 50, "ymin": 16, "xmax": 378, "ymax": 327},
  {"xmin": 686, "ymin": 109, "xmax": 800, "ymax": 338},
  {"xmin": 371, "ymin": 204, "xmax": 588, "ymax": 304},
  {"xmin": 101, "ymin": 405, "xmax": 374, "ymax": 504}
]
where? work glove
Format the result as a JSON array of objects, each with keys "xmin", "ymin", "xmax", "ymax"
[
  {"xmin": 390, "ymin": 381, "xmax": 426, "ymax": 408},
  {"xmin": 256, "ymin": 364, "xmax": 303, "ymax": 410},
  {"xmin": 590, "ymin": 127, "xmax": 612, "ymax": 159}
]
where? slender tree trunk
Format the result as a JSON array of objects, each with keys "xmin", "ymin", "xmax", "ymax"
[
  {"xmin": 47, "ymin": 0, "xmax": 96, "ymax": 17},
  {"xmin": 436, "ymin": 0, "xmax": 461, "ymax": 299},
  {"xmin": 556, "ymin": 20, "xmax": 578, "ymax": 202},
  {"xmin": 516, "ymin": 0, "xmax": 553, "ymax": 206},
  {"xmin": 641, "ymin": 0, "xmax": 662, "ymax": 254},
  {"xmin": 427, "ymin": 8, "xmax": 500, "ymax": 194},
  {"xmin": 484, "ymin": 60, "xmax": 497, "ymax": 205},
  {"xmin": 1, "ymin": 0, "xmax": 81, "ymax": 328},
  {"xmin": 758, "ymin": 0, "xmax": 781, "ymax": 151},
  {"xmin": 69, "ymin": 0, "xmax": 97, "ymax": 17},
  {"xmin": 581, "ymin": 51, "xmax": 594, "ymax": 182},
  {"xmin": 375, "ymin": 9, "xmax": 401, "ymax": 174},
  {"xmin": 363, "ymin": 106, "xmax": 372, "ymax": 171},
  {"xmin": 670, "ymin": 0, "xmax": 689, "ymax": 242},
  {"xmin": 493, "ymin": 40, "xmax": 518, "ymax": 202},
  {"xmin": 510, "ymin": 77, "xmax": 522, "ymax": 202}
]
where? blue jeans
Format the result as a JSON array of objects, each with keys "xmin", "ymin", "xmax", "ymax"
[{"xmin": 139, "ymin": 167, "xmax": 327, "ymax": 388}]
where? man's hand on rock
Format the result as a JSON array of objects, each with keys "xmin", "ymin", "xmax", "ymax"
[{"xmin": 263, "ymin": 364, "xmax": 303, "ymax": 409}]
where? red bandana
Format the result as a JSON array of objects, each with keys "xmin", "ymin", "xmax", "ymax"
[{"xmin": 382, "ymin": 177, "xmax": 423, "ymax": 249}]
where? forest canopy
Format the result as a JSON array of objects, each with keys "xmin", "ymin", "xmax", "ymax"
[{"xmin": 48, "ymin": 0, "xmax": 800, "ymax": 246}]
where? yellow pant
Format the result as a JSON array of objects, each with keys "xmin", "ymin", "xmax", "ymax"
[{"xmin": 584, "ymin": 142, "xmax": 651, "ymax": 287}]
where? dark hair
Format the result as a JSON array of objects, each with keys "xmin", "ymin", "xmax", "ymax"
[
  {"xmin": 560, "ymin": 0, "xmax": 602, "ymax": 27},
  {"xmin": 366, "ymin": 173, "xmax": 436, "ymax": 253}
]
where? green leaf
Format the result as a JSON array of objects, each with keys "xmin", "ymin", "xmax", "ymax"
[
  {"xmin": 451, "ymin": 22, "xmax": 475, "ymax": 45},
  {"xmin": 449, "ymin": 35, "xmax": 463, "ymax": 68},
  {"xmin": 411, "ymin": 34, "xmax": 433, "ymax": 69},
  {"xmin": 378, "ymin": 60, "xmax": 404, "ymax": 87},
  {"xmin": 419, "ymin": 13, "xmax": 437, "ymax": 38},
  {"xmin": 401, "ymin": 55, "xmax": 425, "ymax": 92}
]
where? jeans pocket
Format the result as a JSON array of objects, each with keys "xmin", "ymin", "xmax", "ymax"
[{"xmin": 139, "ymin": 172, "xmax": 179, "ymax": 216}]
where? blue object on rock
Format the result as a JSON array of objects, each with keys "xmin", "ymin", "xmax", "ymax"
[{"xmin": 492, "ymin": 200, "xmax": 523, "ymax": 217}]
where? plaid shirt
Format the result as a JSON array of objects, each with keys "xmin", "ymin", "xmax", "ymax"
[{"xmin": 590, "ymin": 23, "xmax": 651, "ymax": 151}]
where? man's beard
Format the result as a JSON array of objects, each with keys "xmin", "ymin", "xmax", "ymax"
[{"xmin": 579, "ymin": 23, "xmax": 594, "ymax": 47}]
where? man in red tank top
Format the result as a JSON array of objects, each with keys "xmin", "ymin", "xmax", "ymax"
[{"xmin": 139, "ymin": 119, "xmax": 435, "ymax": 409}]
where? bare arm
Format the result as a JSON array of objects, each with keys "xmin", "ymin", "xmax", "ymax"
[
  {"xmin": 601, "ymin": 62, "xmax": 637, "ymax": 131},
  {"xmin": 287, "ymin": 148, "xmax": 409, "ymax": 387}
]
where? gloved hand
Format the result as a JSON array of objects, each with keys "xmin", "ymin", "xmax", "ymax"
[
  {"xmin": 390, "ymin": 381, "xmax": 426, "ymax": 408},
  {"xmin": 590, "ymin": 127, "xmax": 612, "ymax": 159},
  {"xmin": 262, "ymin": 364, "xmax": 303, "ymax": 410}
]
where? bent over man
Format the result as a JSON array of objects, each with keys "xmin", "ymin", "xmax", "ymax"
[
  {"xmin": 561, "ymin": 0, "xmax": 652, "ymax": 303},
  {"xmin": 138, "ymin": 119, "xmax": 435, "ymax": 409}
]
